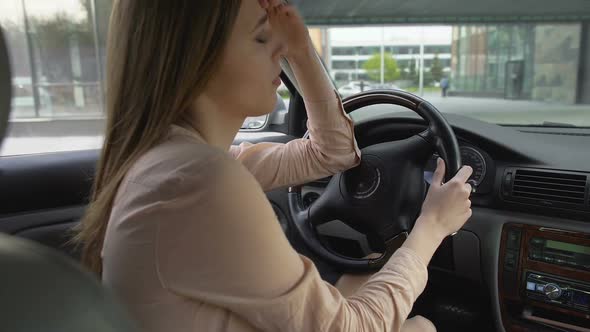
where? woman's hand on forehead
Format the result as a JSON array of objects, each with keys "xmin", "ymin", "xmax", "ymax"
[
  {"xmin": 259, "ymin": 0, "xmax": 285, "ymax": 9},
  {"xmin": 258, "ymin": 0, "xmax": 269, "ymax": 9},
  {"xmin": 265, "ymin": 0, "xmax": 313, "ymax": 61}
]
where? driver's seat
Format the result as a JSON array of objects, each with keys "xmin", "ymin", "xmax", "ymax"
[{"xmin": 0, "ymin": 27, "xmax": 136, "ymax": 332}]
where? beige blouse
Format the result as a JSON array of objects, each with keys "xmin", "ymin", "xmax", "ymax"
[{"xmin": 101, "ymin": 94, "xmax": 429, "ymax": 332}]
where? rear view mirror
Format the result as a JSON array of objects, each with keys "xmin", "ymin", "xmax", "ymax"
[{"xmin": 241, "ymin": 93, "xmax": 289, "ymax": 131}]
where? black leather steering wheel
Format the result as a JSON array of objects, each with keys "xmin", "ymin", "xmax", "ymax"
[{"xmin": 288, "ymin": 89, "xmax": 462, "ymax": 272}]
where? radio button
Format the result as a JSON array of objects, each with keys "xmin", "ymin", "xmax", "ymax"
[
  {"xmin": 504, "ymin": 251, "xmax": 518, "ymax": 271},
  {"xmin": 544, "ymin": 283, "xmax": 562, "ymax": 300},
  {"xmin": 543, "ymin": 256, "xmax": 555, "ymax": 263},
  {"xmin": 507, "ymin": 230, "xmax": 522, "ymax": 249}
]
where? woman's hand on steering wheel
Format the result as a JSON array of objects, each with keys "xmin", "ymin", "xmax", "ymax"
[{"xmin": 419, "ymin": 158, "xmax": 473, "ymax": 239}]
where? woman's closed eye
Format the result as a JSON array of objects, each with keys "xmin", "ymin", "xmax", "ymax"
[{"xmin": 256, "ymin": 33, "xmax": 269, "ymax": 44}]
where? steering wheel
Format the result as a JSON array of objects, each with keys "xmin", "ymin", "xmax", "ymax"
[{"xmin": 288, "ymin": 89, "xmax": 462, "ymax": 272}]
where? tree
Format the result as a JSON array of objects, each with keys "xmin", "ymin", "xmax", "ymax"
[
  {"xmin": 30, "ymin": 13, "xmax": 80, "ymax": 82},
  {"xmin": 2, "ymin": 22, "xmax": 29, "ymax": 76},
  {"xmin": 27, "ymin": 9, "xmax": 100, "ymax": 83},
  {"xmin": 362, "ymin": 52, "xmax": 400, "ymax": 82},
  {"xmin": 79, "ymin": 0, "xmax": 113, "ymax": 45},
  {"xmin": 430, "ymin": 53, "xmax": 443, "ymax": 83}
]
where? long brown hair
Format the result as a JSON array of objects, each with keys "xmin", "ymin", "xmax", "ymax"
[{"xmin": 72, "ymin": 0, "xmax": 241, "ymax": 275}]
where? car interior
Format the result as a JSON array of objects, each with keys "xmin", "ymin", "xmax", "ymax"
[{"xmin": 1, "ymin": 0, "xmax": 590, "ymax": 331}]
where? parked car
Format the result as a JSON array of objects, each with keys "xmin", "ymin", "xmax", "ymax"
[
  {"xmin": 372, "ymin": 83, "xmax": 404, "ymax": 91},
  {"xmin": 338, "ymin": 81, "xmax": 404, "ymax": 97},
  {"xmin": 337, "ymin": 81, "xmax": 374, "ymax": 97}
]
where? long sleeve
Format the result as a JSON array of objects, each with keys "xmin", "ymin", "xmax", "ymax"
[
  {"xmin": 229, "ymin": 91, "xmax": 361, "ymax": 191},
  {"xmin": 149, "ymin": 150, "xmax": 428, "ymax": 332}
]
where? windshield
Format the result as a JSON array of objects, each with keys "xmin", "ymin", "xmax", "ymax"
[
  {"xmin": 0, "ymin": 2, "xmax": 589, "ymax": 157},
  {"xmin": 308, "ymin": 24, "xmax": 590, "ymax": 127}
]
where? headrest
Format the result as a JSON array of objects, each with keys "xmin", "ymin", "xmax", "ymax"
[{"xmin": 0, "ymin": 233, "xmax": 137, "ymax": 331}]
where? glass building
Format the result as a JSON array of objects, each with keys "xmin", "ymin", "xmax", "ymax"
[
  {"xmin": 323, "ymin": 27, "xmax": 453, "ymax": 86},
  {"xmin": 450, "ymin": 23, "xmax": 589, "ymax": 104}
]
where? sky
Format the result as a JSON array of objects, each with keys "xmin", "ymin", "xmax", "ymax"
[
  {"xmin": 330, "ymin": 26, "xmax": 453, "ymax": 45},
  {"xmin": 0, "ymin": 0, "xmax": 87, "ymax": 23}
]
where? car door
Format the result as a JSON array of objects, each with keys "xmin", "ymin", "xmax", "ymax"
[{"xmin": 0, "ymin": 0, "xmax": 300, "ymax": 262}]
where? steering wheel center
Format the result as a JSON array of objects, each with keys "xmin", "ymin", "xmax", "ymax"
[{"xmin": 346, "ymin": 160, "xmax": 382, "ymax": 199}]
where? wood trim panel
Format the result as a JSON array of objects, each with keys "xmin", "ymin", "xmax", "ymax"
[{"xmin": 498, "ymin": 223, "xmax": 590, "ymax": 331}]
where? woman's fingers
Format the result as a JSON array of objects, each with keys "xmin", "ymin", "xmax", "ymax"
[
  {"xmin": 268, "ymin": 0, "xmax": 292, "ymax": 15},
  {"xmin": 268, "ymin": 0, "xmax": 282, "ymax": 15},
  {"xmin": 268, "ymin": 0, "xmax": 282, "ymax": 8},
  {"xmin": 464, "ymin": 183, "xmax": 473, "ymax": 194},
  {"xmin": 454, "ymin": 165, "xmax": 473, "ymax": 183},
  {"xmin": 432, "ymin": 158, "xmax": 446, "ymax": 187},
  {"xmin": 258, "ymin": 0, "xmax": 269, "ymax": 9},
  {"xmin": 269, "ymin": 3, "xmax": 297, "ymax": 28},
  {"xmin": 281, "ymin": 4, "xmax": 296, "ymax": 16}
]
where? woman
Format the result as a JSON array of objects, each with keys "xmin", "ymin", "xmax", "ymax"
[{"xmin": 74, "ymin": 0, "xmax": 473, "ymax": 331}]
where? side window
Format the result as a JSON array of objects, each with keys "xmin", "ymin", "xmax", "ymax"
[
  {"xmin": 0, "ymin": 0, "xmax": 292, "ymax": 155},
  {"xmin": 1, "ymin": 0, "xmax": 111, "ymax": 157}
]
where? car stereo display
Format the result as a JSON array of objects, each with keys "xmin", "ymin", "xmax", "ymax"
[
  {"xmin": 529, "ymin": 238, "xmax": 590, "ymax": 271},
  {"xmin": 545, "ymin": 240, "xmax": 590, "ymax": 255}
]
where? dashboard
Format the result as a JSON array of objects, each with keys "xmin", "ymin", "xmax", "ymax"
[
  {"xmin": 234, "ymin": 107, "xmax": 590, "ymax": 331},
  {"xmin": 424, "ymin": 142, "xmax": 494, "ymax": 194},
  {"xmin": 1, "ymin": 99, "xmax": 588, "ymax": 331},
  {"xmin": 287, "ymin": 108, "xmax": 590, "ymax": 331}
]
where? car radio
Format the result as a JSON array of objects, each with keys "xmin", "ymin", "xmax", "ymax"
[
  {"xmin": 525, "ymin": 272, "xmax": 590, "ymax": 312},
  {"xmin": 500, "ymin": 225, "xmax": 590, "ymax": 331},
  {"xmin": 528, "ymin": 237, "xmax": 590, "ymax": 271}
]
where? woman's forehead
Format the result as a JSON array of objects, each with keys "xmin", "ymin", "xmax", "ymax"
[{"xmin": 235, "ymin": 0, "xmax": 267, "ymax": 33}]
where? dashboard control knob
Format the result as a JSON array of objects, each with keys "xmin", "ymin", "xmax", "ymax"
[{"xmin": 544, "ymin": 283, "xmax": 562, "ymax": 300}]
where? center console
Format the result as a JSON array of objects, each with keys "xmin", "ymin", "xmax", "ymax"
[{"xmin": 499, "ymin": 224, "xmax": 590, "ymax": 331}]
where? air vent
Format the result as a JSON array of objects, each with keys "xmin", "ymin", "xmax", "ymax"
[{"xmin": 505, "ymin": 168, "xmax": 588, "ymax": 209}]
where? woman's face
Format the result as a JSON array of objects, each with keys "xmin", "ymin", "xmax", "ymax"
[{"xmin": 202, "ymin": 0, "xmax": 287, "ymax": 119}]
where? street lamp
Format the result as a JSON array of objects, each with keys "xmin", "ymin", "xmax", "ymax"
[{"xmin": 355, "ymin": 47, "xmax": 360, "ymax": 81}]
